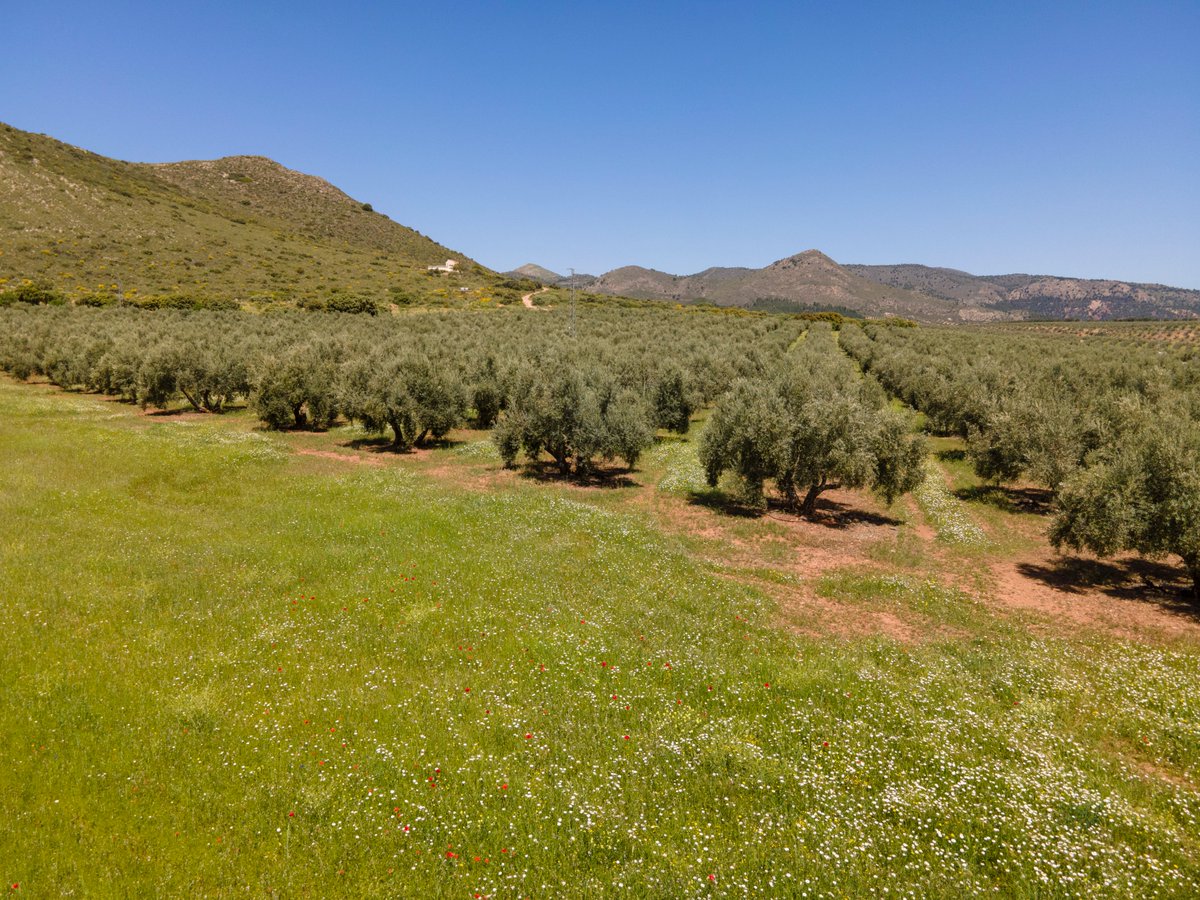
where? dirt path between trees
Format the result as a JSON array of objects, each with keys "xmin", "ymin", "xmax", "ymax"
[{"xmin": 521, "ymin": 287, "xmax": 550, "ymax": 308}]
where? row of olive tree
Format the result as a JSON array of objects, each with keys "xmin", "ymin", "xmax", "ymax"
[
  {"xmin": 0, "ymin": 305, "xmax": 732, "ymax": 466},
  {"xmin": 842, "ymin": 323, "xmax": 1200, "ymax": 598},
  {"xmin": 700, "ymin": 325, "xmax": 926, "ymax": 516}
]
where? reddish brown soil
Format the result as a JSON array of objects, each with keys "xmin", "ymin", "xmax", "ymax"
[
  {"xmin": 988, "ymin": 550, "xmax": 1198, "ymax": 642},
  {"xmin": 294, "ymin": 448, "xmax": 382, "ymax": 466}
]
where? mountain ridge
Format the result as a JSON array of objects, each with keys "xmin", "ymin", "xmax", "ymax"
[
  {"xmin": 571, "ymin": 249, "xmax": 960, "ymax": 322},
  {"xmin": 510, "ymin": 252, "xmax": 1200, "ymax": 322},
  {"xmin": 846, "ymin": 263, "xmax": 1200, "ymax": 320}
]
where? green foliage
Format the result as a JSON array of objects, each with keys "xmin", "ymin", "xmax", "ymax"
[
  {"xmin": 123, "ymin": 293, "xmax": 240, "ymax": 311},
  {"xmin": 0, "ymin": 283, "xmax": 66, "ymax": 306},
  {"xmin": 494, "ymin": 360, "xmax": 655, "ymax": 474},
  {"xmin": 341, "ymin": 354, "xmax": 467, "ymax": 449},
  {"xmin": 470, "ymin": 355, "xmax": 505, "ymax": 429},
  {"xmin": 388, "ymin": 286, "xmax": 420, "ymax": 306},
  {"xmin": 495, "ymin": 277, "xmax": 543, "ymax": 292},
  {"xmin": 75, "ymin": 292, "xmax": 118, "ymax": 307},
  {"xmin": 1052, "ymin": 420, "xmax": 1200, "ymax": 598},
  {"xmin": 700, "ymin": 380, "xmax": 785, "ymax": 506},
  {"xmin": 745, "ymin": 298, "xmax": 863, "ymax": 322},
  {"xmin": 652, "ymin": 367, "xmax": 694, "ymax": 434},
  {"xmin": 702, "ymin": 325, "xmax": 926, "ymax": 515},
  {"xmin": 251, "ymin": 345, "xmax": 339, "ymax": 430},
  {"xmin": 326, "ymin": 293, "xmax": 379, "ymax": 315},
  {"xmin": 603, "ymin": 389, "xmax": 656, "ymax": 468}
]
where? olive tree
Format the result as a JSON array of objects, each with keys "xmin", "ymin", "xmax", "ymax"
[
  {"xmin": 251, "ymin": 345, "xmax": 339, "ymax": 430},
  {"xmin": 653, "ymin": 367, "xmax": 694, "ymax": 434},
  {"xmin": 604, "ymin": 388, "xmax": 656, "ymax": 469},
  {"xmin": 1051, "ymin": 421, "xmax": 1200, "ymax": 600},
  {"xmin": 701, "ymin": 375, "xmax": 925, "ymax": 517},
  {"xmin": 699, "ymin": 379, "xmax": 786, "ymax": 506},
  {"xmin": 471, "ymin": 355, "xmax": 504, "ymax": 429},
  {"xmin": 493, "ymin": 363, "xmax": 654, "ymax": 475},
  {"xmin": 340, "ymin": 354, "xmax": 467, "ymax": 450},
  {"xmin": 174, "ymin": 343, "xmax": 251, "ymax": 413}
]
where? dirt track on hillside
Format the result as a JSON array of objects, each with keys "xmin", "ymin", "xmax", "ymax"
[{"xmin": 521, "ymin": 287, "xmax": 550, "ymax": 308}]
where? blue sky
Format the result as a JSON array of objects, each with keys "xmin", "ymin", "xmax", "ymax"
[{"xmin": 4, "ymin": 1, "xmax": 1198, "ymax": 286}]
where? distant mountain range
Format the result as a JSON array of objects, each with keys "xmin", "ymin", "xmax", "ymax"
[
  {"xmin": 3, "ymin": 121, "xmax": 1193, "ymax": 322},
  {"xmin": 845, "ymin": 264, "xmax": 1200, "ymax": 321},
  {"xmin": 510, "ymin": 255, "xmax": 1200, "ymax": 322}
]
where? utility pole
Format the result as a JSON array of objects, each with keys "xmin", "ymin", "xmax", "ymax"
[
  {"xmin": 105, "ymin": 258, "xmax": 123, "ymax": 300},
  {"xmin": 569, "ymin": 267, "xmax": 576, "ymax": 338}
]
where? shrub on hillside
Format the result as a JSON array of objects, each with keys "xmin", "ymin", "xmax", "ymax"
[{"xmin": 0, "ymin": 284, "xmax": 66, "ymax": 306}]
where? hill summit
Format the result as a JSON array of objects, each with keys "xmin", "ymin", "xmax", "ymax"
[
  {"xmin": 579, "ymin": 250, "xmax": 957, "ymax": 321},
  {"xmin": 0, "ymin": 122, "xmax": 492, "ymax": 303}
]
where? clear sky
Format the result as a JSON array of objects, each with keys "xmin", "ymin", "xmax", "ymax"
[{"xmin": 3, "ymin": 1, "xmax": 1198, "ymax": 286}]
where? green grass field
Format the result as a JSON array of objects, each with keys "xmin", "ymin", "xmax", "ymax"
[{"xmin": 2, "ymin": 379, "xmax": 1199, "ymax": 897}]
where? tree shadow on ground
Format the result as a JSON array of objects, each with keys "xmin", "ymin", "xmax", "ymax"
[
  {"xmin": 1017, "ymin": 556, "xmax": 1200, "ymax": 619},
  {"xmin": 346, "ymin": 435, "xmax": 466, "ymax": 454},
  {"xmin": 517, "ymin": 460, "xmax": 638, "ymax": 489},
  {"xmin": 687, "ymin": 490, "xmax": 903, "ymax": 528},
  {"xmin": 685, "ymin": 489, "xmax": 761, "ymax": 518},
  {"xmin": 936, "ymin": 448, "xmax": 966, "ymax": 462},
  {"xmin": 790, "ymin": 496, "xmax": 904, "ymax": 529},
  {"xmin": 957, "ymin": 484, "xmax": 1054, "ymax": 515},
  {"xmin": 144, "ymin": 406, "xmax": 209, "ymax": 417}
]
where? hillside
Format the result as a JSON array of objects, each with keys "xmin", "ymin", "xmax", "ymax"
[
  {"xmin": 0, "ymin": 122, "xmax": 495, "ymax": 303},
  {"xmin": 507, "ymin": 262, "xmax": 564, "ymax": 283},
  {"xmin": 583, "ymin": 250, "xmax": 960, "ymax": 322},
  {"xmin": 847, "ymin": 263, "xmax": 1200, "ymax": 320}
]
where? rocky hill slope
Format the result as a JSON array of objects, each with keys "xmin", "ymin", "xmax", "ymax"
[{"xmin": 847, "ymin": 263, "xmax": 1200, "ymax": 320}]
